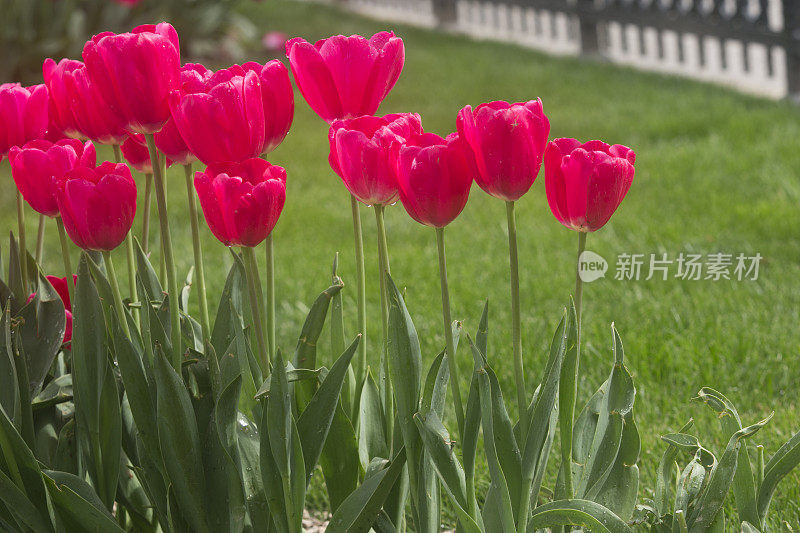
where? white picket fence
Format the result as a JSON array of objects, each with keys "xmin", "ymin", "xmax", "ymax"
[{"xmin": 300, "ymin": 0, "xmax": 790, "ymax": 99}]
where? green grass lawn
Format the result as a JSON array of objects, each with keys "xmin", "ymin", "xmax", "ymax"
[{"xmin": 3, "ymin": 0, "xmax": 800, "ymax": 526}]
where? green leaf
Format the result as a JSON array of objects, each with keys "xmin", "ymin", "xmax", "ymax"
[
  {"xmin": 31, "ymin": 375, "xmax": 72, "ymax": 411},
  {"xmin": 267, "ymin": 351, "xmax": 293, "ymax": 481},
  {"xmin": 259, "ymin": 398, "xmax": 290, "ymax": 533},
  {"xmin": 326, "ymin": 447, "xmax": 407, "ymax": 533},
  {"xmin": 420, "ymin": 350, "xmax": 449, "ymax": 418},
  {"xmin": 236, "ymin": 413, "xmax": 270, "ymax": 532},
  {"xmin": 757, "ymin": 428, "xmax": 800, "ymax": 523},
  {"xmin": 0, "ymin": 304, "xmax": 20, "ymax": 424},
  {"xmin": 43, "ymin": 470, "xmax": 123, "ymax": 532},
  {"xmin": 211, "ymin": 258, "xmax": 246, "ymax": 356},
  {"xmin": 655, "ymin": 419, "xmax": 695, "ymax": 516},
  {"xmin": 254, "ymin": 367, "xmax": 321, "ymax": 399},
  {"xmin": 153, "ymin": 347, "xmax": 210, "ymax": 533},
  {"xmin": 297, "ymin": 335, "xmax": 360, "ymax": 484},
  {"xmin": 134, "ymin": 237, "xmax": 163, "ymax": 304},
  {"xmin": 0, "ymin": 468, "xmax": 52, "ymax": 532},
  {"xmin": 95, "ymin": 363, "xmax": 121, "ymax": 508},
  {"xmin": 527, "ymin": 499, "xmax": 633, "ymax": 532},
  {"xmin": 357, "ymin": 369, "xmax": 388, "ymax": 470}
]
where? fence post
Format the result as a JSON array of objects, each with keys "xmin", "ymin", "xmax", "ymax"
[
  {"xmin": 576, "ymin": 0, "xmax": 600, "ymax": 55},
  {"xmin": 433, "ymin": 0, "xmax": 458, "ymax": 28},
  {"xmin": 784, "ymin": 0, "xmax": 800, "ymax": 97}
]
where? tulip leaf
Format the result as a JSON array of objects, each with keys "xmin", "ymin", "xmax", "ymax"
[
  {"xmin": 319, "ymin": 398, "xmax": 361, "ymax": 512},
  {"xmin": 655, "ymin": 419, "xmax": 695, "ymax": 516},
  {"xmin": 0, "ymin": 303, "xmax": 20, "ymax": 425},
  {"xmin": 326, "ymin": 447, "xmax": 407, "ymax": 533},
  {"xmin": 357, "ymin": 369, "xmax": 389, "ymax": 469},
  {"xmin": 211, "ymin": 257, "xmax": 247, "ymax": 356},
  {"xmin": 253, "ymin": 367, "xmax": 321, "ymax": 399},
  {"xmin": 420, "ymin": 350, "xmax": 449, "ymax": 419},
  {"xmin": 42, "ymin": 470, "xmax": 122, "ymax": 532},
  {"xmin": 527, "ymin": 499, "xmax": 634, "ymax": 532},
  {"xmin": 134, "ymin": 237, "xmax": 163, "ymax": 305},
  {"xmin": 31, "ymin": 375, "xmax": 72, "ymax": 411},
  {"xmin": 757, "ymin": 428, "xmax": 800, "ymax": 523},
  {"xmin": 236, "ymin": 412, "xmax": 271, "ymax": 532},
  {"xmin": 258, "ymin": 398, "xmax": 290, "ymax": 533},
  {"xmin": 0, "ymin": 467, "xmax": 52, "ymax": 532},
  {"xmin": 95, "ymin": 363, "xmax": 121, "ymax": 509}
]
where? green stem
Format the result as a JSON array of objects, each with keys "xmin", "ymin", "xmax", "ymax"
[
  {"xmin": 575, "ymin": 232, "xmax": 587, "ymax": 366},
  {"xmin": 265, "ymin": 232, "xmax": 276, "ymax": 362},
  {"xmin": 35, "ymin": 213, "xmax": 45, "ymax": 265},
  {"xmin": 16, "ymin": 190, "xmax": 28, "ymax": 291},
  {"xmin": 350, "ymin": 194, "xmax": 368, "ymax": 382},
  {"xmin": 113, "ymin": 145, "xmax": 139, "ymax": 328},
  {"xmin": 102, "ymin": 250, "xmax": 131, "ymax": 339},
  {"xmin": 183, "ymin": 164, "xmax": 210, "ymax": 341},
  {"xmin": 435, "ymin": 226, "xmax": 465, "ymax": 435},
  {"xmin": 242, "ymin": 247, "xmax": 269, "ymax": 373},
  {"xmin": 374, "ymin": 204, "xmax": 393, "ymax": 447},
  {"xmin": 56, "ymin": 218, "xmax": 75, "ymax": 304},
  {"xmin": 144, "ymin": 134, "xmax": 181, "ymax": 371},
  {"xmin": 506, "ymin": 201, "xmax": 527, "ymax": 422},
  {"xmin": 142, "ymin": 173, "xmax": 153, "ymax": 255}
]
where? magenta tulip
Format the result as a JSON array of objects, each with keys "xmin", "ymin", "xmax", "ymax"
[
  {"xmin": 169, "ymin": 68, "xmax": 265, "ymax": 165},
  {"xmin": 82, "ymin": 23, "xmax": 181, "ymax": 134},
  {"xmin": 0, "ymin": 83, "xmax": 49, "ymax": 156},
  {"xmin": 328, "ymin": 113, "xmax": 421, "ymax": 206},
  {"xmin": 457, "ymin": 99, "xmax": 550, "ymax": 202},
  {"xmin": 194, "ymin": 158, "xmax": 286, "ymax": 247},
  {"xmin": 43, "ymin": 58, "xmax": 129, "ymax": 145},
  {"xmin": 286, "ymin": 32, "xmax": 404, "ymax": 123},
  {"xmin": 395, "ymin": 132, "xmax": 475, "ymax": 228},
  {"xmin": 9, "ymin": 139, "xmax": 96, "ymax": 217},
  {"xmin": 122, "ymin": 134, "xmax": 170, "ymax": 173},
  {"xmin": 242, "ymin": 61, "xmax": 294, "ymax": 154},
  {"xmin": 56, "ymin": 161, "xmax": 137, "ymax": 250},
  {"xmin": 544, "ymin": 138, "xmax": 636, "ymax": 232},
  {"xmin": 154, "ymin": 63, "xmax": 211, "ymax": 166}
]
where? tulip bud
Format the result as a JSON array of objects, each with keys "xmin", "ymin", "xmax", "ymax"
[
  {"xmin": 9, "ymin": 139, "xmax": 96, "ymax": 217},
  {"xmin": 194, "ymin": 158, "xmax": 286, "ymax": 247},
  {"xmin": 286, "ymin": 32, "xmax": 404, "ymax": 123},
  {"xmin": 544, "ymin": 138, "xmax": 636, "ymax": 232},
  {"xmin": 0, "ymin": 83, "xmax": 49, "ymax": 156},
  {"xmin": 82, "ymin": 23, "xmax": 181, "ymax": 134},
  {"xmin": 329, "ymin": 113, "xmax": 422, "ymax": 206},
  {"xmin": 56, "ymin": 161, "xmax": 137, "ymax": 251},
  {"xmin": 395, "ymin": 132, "xmax": 475, "ymax": 228},
  {"xmin": 457, "ymin": 99, "xmax": 550, "ymax": 202}
]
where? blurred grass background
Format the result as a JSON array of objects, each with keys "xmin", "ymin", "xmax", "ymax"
[{"xmin": 2, "ymin": 0, "xmax": 800, "ymax": 526}]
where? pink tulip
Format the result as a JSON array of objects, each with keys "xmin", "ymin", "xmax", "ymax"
[
  {"xmin": 242, "ymin": 61, "xmax": 294, "ymax": 155},
  {"xmin": 286, "ymin": 32, "xmax": 404, "ymax": 123},
  {"xmin": 0, "ymin": 83, "xmax": 49, "ymax": 156},
  {"xmin": 9, "ymin": 139, "xmax": 96, "ymax": 217},
  {"xmin": 395, "ymin": 132, "xmax": 475, "ymax": 228},
  {"xmin": 82, "ymin": 23, "xmax": 181, "ymax": 134},
  {"xmin": 154, "ymin": 63, "xmax": 211, "ymax": 166},
  {"xmin": 27, "ymin": 275, "xmax": 76, "ymax": 344},
  {"xmin": 457, "ymin": 99, "xmax": 550, "ymax": 202},
  {"xmin": 56, "ymin": 161, "xmax": 137, "ymax": 250},
  {"xmin": 169, "ymin": 68, "xmax": 265, "ymax": 165},
  {"xmin": 43, "ymin": 58, "xmax": 129, "ymax": 145},
  {"xmin": 544, "ymin": 138, "xmax": 636, "ymax": 232},
  {"xmin": 122, "ymin": 134, "xmax": 171, "ymax": 173},
  {"xmin": 329, "ymin": 113, "xmax": 422, "ymax": 206},
  {"xmin": 194, "ymin": 158, "xmax": 286, "ymax": 247}
]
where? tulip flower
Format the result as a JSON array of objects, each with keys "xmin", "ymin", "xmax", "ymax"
[
  {"xmin": 9, "ymin": 139, "xmax": 96, "ymax": 217},
  {"xmin": 27, "ymin": 275, "xmax": 76, "ymax": 345},
  {"xmin": 286, "ymin": 32, "xmax": 404, "ymax": 123},
  {"xmin": 394, "ymin": 131, "xmax": 475, "ymax": 432},
  {"xmin": 169, "ymin": 68, "xmax": 265, "ymax": 165},
  {"xmin": 329, "ymin": 113, "xmax": 422, "ymax": 206},
  {"xmin": 195, "ymin": 158, "xmax": 286, "ymax": 367},
  {"xmin": 544, "ymin": 137, "xmax": 635, "ymax": 499},
  {"xmin": 82, "ymin": 23, "xmax": 181, "ymax": 134},
  {"xmin": 154, "ymin": 63, "xmax": 210, "ymax": 166},
  {"xmin": 121, "ymin": 134, "xmax": 171, "ymax": 173},
  {"xmin": 43, "ymin": 58, "xmax": 129, "ymax": 146},
  {"xmin": 242, "ymin": 61, "xmax": 294, "ymax": 155},
  {"xmin": 457, "ymin": 99, "xmax": 550, "ymax": 202},
  {"xmin": 457, "ymin": 98, "xmax": 550, "ymax": 416}
]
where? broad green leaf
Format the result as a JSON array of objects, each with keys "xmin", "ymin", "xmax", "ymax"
[
  {"xmin": 420, "ymin": 350, "xmax": 450, "ymax": 418},
  {"xmin": 267, "ymin": 351, "xmax": 293, "ymax": 481},
  {"xmin": 211, "ymin": 258, "xmax": 247, "ymax": 356},
  {"xmin": 153, "ymin": 347, "xmax": 210, "ymax": 533},
  {"xmin": 259, "ymin": 398, "xmax": 290, "ymax": 533},
  {"xmin": 0, "ymin": 304, "xmax": 20, "ymax": 424},
  {"xmin": 527, "ymin": 499, "xmax": 633, "ymax": 532},
  {"xmin": 326, "ymin": 447, "xmax": 407, "ymax": 533},
  {"xmin": 95, "ymin": 363, "xmax": 121, "ymax": 508},
  {"xmin": 320, "ymin": 400, "xmax": 360, "ymax": 512},
  {"xmin": 757, "ymin": 428, "xmax": 800, "ymax": 522},
  {"xmin": 357, "ymin": 369, "xmax": 388, "ymax": 470},
  {"xmin": 236, "ymin": 412, "xmax": 270, "ymax": 532},
  {"xmin": 43, "ymin": 470, "xmax": 123, "ymax": 532},
  {"xmin": 0, "ymin": 468, "xmax": 51, "ymax": 532},
  {"xmin": 655, "ymin": 419, "xmax": 695, "ymax": 516},
  {"xmin": 31, "ymin": 375, "xmax": 72, "ymax": 411},
  {"xmin": 558, "ymin": 299, "xmax": 578, "ymax": 497},
  {"xmin": 254, "ymin": 367, "xmax": 321, "ymax": 399},
  {"xmin": 134, "ymin": 237, "xmax": 163, "ymax": 304}
]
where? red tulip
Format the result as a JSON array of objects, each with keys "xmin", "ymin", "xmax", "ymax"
[
  {"xmin": 122, "ymin": 134, "xmax": 171, "ymax": 173},
  {"xmin": 9, "ymin": 139, "xmax": 96, "ymax": 217},
  {"xmin": 457, "ymin": 99, "xmax": 550, "ymax": 202},
  {"xmin": 242, "ymin": 61, "xmax": 294, "ymax": 154},
  {"xmin": 0, "ymin": 83, "xmax": 49, "ymax": 156},
  {"xmin": 194, "ymin": 158, "xmax": 286, "ymax": 247},
  {"xmin": 544, "ymin": 138, "xmax": 635, "ymax": 232},
  {"xmin": 286, "ymin": 32, "xmax": 404, "ymax": 123},
  {"xmin": 395, "ymin": 132, "xmax": 475, "ymax": 228},
  {"xmin": 82, "ymin": 23, "xmax": 181, "ymax": 134},
  {"xmin": 56, "ymin": 161, "xmax": 137, "ymax": 250},
  {"xmin": 27, "ymin": 275, "xmax": 76, "ymax": 344},
  {"xmin": 169, "ymin": 68, "xmax": 265, "ymax": 165},
  {"xmin": 329, "ymin": 113, "xmax": 422, "ymax": 206},
  {"xmin": 154, "ymin": 63, "xmax": 211, "ymax": 166},
  {"xmin": 43, "ymin": 58, "xmax": 128, "ymax": 145}
]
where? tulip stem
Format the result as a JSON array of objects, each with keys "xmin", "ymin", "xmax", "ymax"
[
  {"xmin": 183, "ymin": 164, "xmax": 210, "ymax": 341},
  {"xmin": 506, "ymin": 201, "xmax": 527, "ymax": 422},
  {"xmin": 374, "ymin": 204, "xmax": 393, "ymax": 448},
  {"xmin": 56, "ymin": 218, "xmax": 74, "ymax": 304},
  {"xmin": 114, "ymin": 144, "xmax": 139, "ymax": 328},
  {"xmin": 35, "ymin": 214, "xmax": 46, "ymax": 265},
  {"xmin": 102, "ymin": 250, "xmax": 131, "ymax": 339},
  {"xmin": 265, "ymin": 232, "xmax": 276, "ymax": 362},
  {"xmin": 142, "ymin": 173, "xmax": 153, "ymax": 255},
  {"xmin": 145, "ymin": 134, "xmax": 182, "ymax": 372},
  {"xmin": 350, "ymin": 194, "xmax": 368, "ymax": 382},
  {"xmin": 242, "ymin": 246, "xmax": 269, "ymax": 373},
  {"xmin": 435, "ymin": 226, "xmax": 465, "ymax": 435},
  {"xmin": 16, "ymin": 191, "xmax": 28, "ymax": 291}
]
